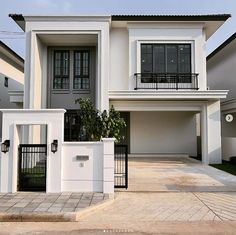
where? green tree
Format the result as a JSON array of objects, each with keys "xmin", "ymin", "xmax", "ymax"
[{"xmin": 75, "ymin": 98, "xmax": 126, "ymax": 142}]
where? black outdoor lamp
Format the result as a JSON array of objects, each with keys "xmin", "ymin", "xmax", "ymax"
[
  {"xmin": 4, "ymin": 77, "xmax": 8, "ymax": 87},
  {"xmin": 1, "ymin": 140, "xmax": 10, "ymax": 153},
  {"xmin": 51, "ymin": 140, "xmax": 58, "ymax": 153}
]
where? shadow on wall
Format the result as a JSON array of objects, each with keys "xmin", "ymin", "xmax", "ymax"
[{"xmin": 209, "ymin": 109, "xmax": 221, "ymax": 122}]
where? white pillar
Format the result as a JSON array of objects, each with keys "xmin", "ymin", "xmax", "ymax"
[
  {"xmin": 102, "ymin": 138, "xmax": 115, "ymax": 194},
  {"xmin": 201, "ymin": 100, "xmax": 222, "ymax": 164}
]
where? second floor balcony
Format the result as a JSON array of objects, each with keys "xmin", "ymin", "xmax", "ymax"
[{"xmin": 134, "ymin": 73, "xmax": 199, "ymax": 90}]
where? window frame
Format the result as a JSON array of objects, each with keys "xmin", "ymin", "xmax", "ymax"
[
  {"xmin": 136, "ymin": 40, "xmax": 195, "ymax": 75},
  {"xmin": 140, "ymin": 43, "xmax": 192, "ymax": 75},
  {"xmin": 73, "ymin": 50, "xmax": 90, "ymax": 91},
  {"xmin": 53, "ymin": 50, "xmax": 70, "ymax": 90}
]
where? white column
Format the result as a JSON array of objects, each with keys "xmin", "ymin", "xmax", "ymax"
[
  {"xmin": 102, "ymin": 138, "xmax": 115, "ymax": 194},
  {"xmin": 201, "ymin": 100, "xmax": 222, "ymax": 164}
]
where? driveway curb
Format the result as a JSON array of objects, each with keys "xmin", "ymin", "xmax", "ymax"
[{"xmin": 0, "ymin": 196, "xmax": 114, "ymax": 222}]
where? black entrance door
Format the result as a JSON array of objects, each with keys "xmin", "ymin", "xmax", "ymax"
[{"xmin": 18, "ymin": 144, "xmax": 47, "ymax": 191}]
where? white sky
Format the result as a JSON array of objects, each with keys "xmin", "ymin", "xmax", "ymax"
[{"xmin": 0, "ymin": 0, "xmax": 236, "ymax": 58}]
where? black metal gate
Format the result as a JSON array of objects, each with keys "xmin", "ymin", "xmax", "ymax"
[
  {"xmin": 114, "ymin": 144, "xmax": 128, "ymax": 189},
  {"xmin": 18, "ymin": 144, "xmax": 47, "ymax": 191}
]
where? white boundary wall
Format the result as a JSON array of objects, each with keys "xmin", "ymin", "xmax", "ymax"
[{"xmin": 0, "ymin": 109, "xmax": 114, "ymax": 194}]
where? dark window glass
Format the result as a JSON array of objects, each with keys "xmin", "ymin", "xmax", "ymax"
[
  {"xmin": 74, "ymin": 51, "xmax": 90, "ymax": 90},
  {"xmin": 153, "ymin": 45, "xmax": 165, "ymax": 73},
  {"xmin": 53, "ymin": 51, "xmax": 70, "ymax": 89},
  {"xmin": 141, "ymin": 44, "xmax": 191, "ymax": 83}
]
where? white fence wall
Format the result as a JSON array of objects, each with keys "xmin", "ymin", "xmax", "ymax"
[{"xmin": 62, "ymin": 142, "xmax": 104, "ymax": 192}]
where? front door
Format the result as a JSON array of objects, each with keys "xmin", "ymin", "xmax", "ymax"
[{"xmin": 18, "ymin": 144, "xmax": 47, "ymax": 191}]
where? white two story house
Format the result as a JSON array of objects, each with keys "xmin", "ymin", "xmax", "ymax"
[{"xmin": 8, "ymin": 13, "xmax": 230, "ymax": 167}]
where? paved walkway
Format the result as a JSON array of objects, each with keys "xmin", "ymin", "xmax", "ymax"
[
  {"xmin": 0, "ymin": 192, "xmax": 109, "ymax": 221},
  {"xmin": 120, "ymin": 157, "xmax": 236, "ymax": 192},
  {"xmin": 80, "ymin": 192, "xmax": 236, "ymax": 223}
]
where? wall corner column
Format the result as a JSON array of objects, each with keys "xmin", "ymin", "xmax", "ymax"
[
  {"xmin": 102, "ymin": 138, "xmax": 115, "ymax": 194},
  {"xmin": 201, "ymin": 100, "xmax": 222, "ymax": 165}
]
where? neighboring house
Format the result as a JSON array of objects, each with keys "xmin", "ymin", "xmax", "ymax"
[
  {"xmin": 0, "ymin": 41, "xmax": 24, "ymax": 141},
  {"xmin": 8, "ymin": 14, "xmax": 231, "ymax": 165},
  {"xmin": 207, "ymin": 33, "xmax": 236, "ymax": 161}
]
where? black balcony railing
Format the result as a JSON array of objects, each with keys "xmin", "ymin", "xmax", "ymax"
[{"xmin": 134, "ymin": 73, "xmax": 199, "ymax": 90}]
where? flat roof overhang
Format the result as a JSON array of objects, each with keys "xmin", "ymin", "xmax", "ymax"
[
  {"xmin": 109, "ymin": 90, "xmax": 228, "ymax": 101},
  {"xmin": 9, "ymin": 14, "xmax": 230, "ymax": 40}
]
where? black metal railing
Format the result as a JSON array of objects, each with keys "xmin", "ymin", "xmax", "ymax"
[
  {"xmin": 134, "ymin": 73, "xmax": 199, "ymax": 90},
  {"xmin": 114, "ymin": 144, "xmax": 128, "ymax": 189},
  {"xmin": 18, "ymin": 144, "xmax": 47, "ymax": 191}
]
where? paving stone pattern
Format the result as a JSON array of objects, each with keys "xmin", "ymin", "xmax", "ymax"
[
  {"xmin": 80, "ymin": 192, "xmax": 236, "ymax": 223},
  {"xmin": 0, "ymin": 192, "xmax": 108, "ymax": 213}
]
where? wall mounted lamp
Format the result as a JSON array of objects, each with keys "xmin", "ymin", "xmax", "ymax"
[
  {"xmin": 51, "ymin": 140, "xmax": 58, "ymax": 153},
  {"xmin": 4, "ymin": 77, "xmax": 8, "ymax": 87},
  {"xmin": 1, "ymin": 140, "xmax": 10, "ymax": 153}
]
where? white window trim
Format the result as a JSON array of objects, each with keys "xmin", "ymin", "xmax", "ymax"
[{"xmin": 136, "ymin": 40, "xmax": 195, "ymax": 74}]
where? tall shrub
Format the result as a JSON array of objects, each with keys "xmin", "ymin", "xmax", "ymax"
[{"xmin": 75, "ymin": 98, "xmax": 126, "ymax": 142}]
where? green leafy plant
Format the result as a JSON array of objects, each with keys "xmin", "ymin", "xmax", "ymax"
[
  {"xmin": 75, "ymin": 98, "xmax": 126, "ymax": 142},
  {"xmin": 101, "ymin": 106, "xmax": 126, "ymax": 142}
]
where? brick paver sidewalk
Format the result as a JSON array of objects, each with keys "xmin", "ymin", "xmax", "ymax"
[{"xmin": 0, "ymin": 192, "xmax": 109, "ymax": 219}]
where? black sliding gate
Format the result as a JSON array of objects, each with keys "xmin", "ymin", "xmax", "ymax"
[
  {"xmin": 18, "ymin": 144, "xmax": 47, "ymax": 191},
  {"xmin": 114, "ymin": 144, "xmax": 128, "ymax": 189}
]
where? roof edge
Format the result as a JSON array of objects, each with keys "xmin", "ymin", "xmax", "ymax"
[
  {"xmin": 0, "ymin": 41, "xmax": 24, "ymax": 64},
  {"xmin": 9, "ymin": 14, "xmax": 25, "ymax": 31},
  {"xmin": 111, "ymin": 14, "xmax": 231, "ymax": 21},
  {"xmin": 207, "ymin": 32, "xmax": 236, "ymax": 60}
]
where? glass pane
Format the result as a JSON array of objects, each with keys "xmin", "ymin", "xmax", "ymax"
[
  {"xmin": 153, "ymin": 45, "xmax": 165, "ymax": 73},
  {"xmin": 62, "ymin": 52, "xmax": 69, "ymax": 76},
  {"xmin": 53, "ymin": 51, "xmax": 69, "ymax": 89},
  {"xmin": 178, "ymin": 45, "xmax": 191, "ymax": 73},
  {"xmin": 83, "ymin": 52, "xmax": 89, "ymax": 76},
  {"xmin": 74, "ymin": 52, "xmax": 81, "ymax": 76},
  {"xmin": 141, "ymin": 44, "xmax": 152, "ymax": 73},
  {"xmin": 166, "ymin": 45, "xmax": 178, "ymax": 73}
]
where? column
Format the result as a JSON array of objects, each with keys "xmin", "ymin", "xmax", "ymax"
[{"xmin": 102, "ymin": 138, "xmax": 115, "ymax": 194}]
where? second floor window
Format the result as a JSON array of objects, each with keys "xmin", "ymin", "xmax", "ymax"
[
  {"xmin": 53, "ymin": 51, "xmax": 70, "ymax": 89},
  {"xmin": 53, "ymin": 50, "xmax": 90, "ymax": 90},
  {"xmin": 141, "ymin": 44, "xmax": 191, "ymax": 74}
]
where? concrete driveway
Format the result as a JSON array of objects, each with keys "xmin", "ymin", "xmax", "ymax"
[{"xmin": 119, "ymin": 157, "xmax": 236, "ymax": 192}]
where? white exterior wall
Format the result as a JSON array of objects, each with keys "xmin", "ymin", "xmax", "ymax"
[
  {"xmin": 24, "ymin": 17, "xmax": 110, "ymax": 111},
  {"xmin": 62, "ymin": 142, "xmax": 104, "ymax": 192},
  {"xmin": 130, "ymin": 111, "xmax": 197, "ymax": 155},
  {"xmin": 208, "ymin": 39, "xmax": 236, "ymax": 101},
  {"xmin": 109, "ymin": 28, "xmax": 129, "ymax": 90},
  {"xmin": 0, "ymin": 51, "xmax": 24, "ymax": 140},
  {"xmin": 0, "ymin": 110, "xmax": 114, "ymax": 194},
  {"xmin": 207, "ymin": 38, "xmax": 236, "ymax": 161},
  {"xmin": 222, "ymin": 137, "xmax": 236, "ymax": 161},
  {"xmin": 126, "ymin": 23, "xmax": 206, "ymax": 91}
]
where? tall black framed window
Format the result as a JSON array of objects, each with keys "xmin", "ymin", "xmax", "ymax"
[
  {"xmin": 53, "ymin": 51, "xmax": 70, "ymax": 89},
  {"xmin": 74, "ymin": 51, "xmax": 90, "ymax": 90},
  {"xmin": 141, "ymin": 44, "xmax": 191, "ymax": 74}
]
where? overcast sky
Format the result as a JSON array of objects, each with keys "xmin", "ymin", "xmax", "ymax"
[{"xmin": 0, "ymin": 0, "xmax": 236, "ymax": 58}]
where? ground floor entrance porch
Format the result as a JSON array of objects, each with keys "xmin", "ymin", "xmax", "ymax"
[{"xmin": 118, "ymin": 157, "xmax": 236, "ymax": 192}]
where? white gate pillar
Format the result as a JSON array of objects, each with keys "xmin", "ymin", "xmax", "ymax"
[{"xmin": 0, "ymin": 109, "xmax": 65, "ymax": 193}]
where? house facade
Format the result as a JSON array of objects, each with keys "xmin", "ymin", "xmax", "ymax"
[
  {"xmin": 207, "ymin": 33, "xmax": 236, "ymax": 161},
  {"xmin": 0, "ymin": 14, "xmax": 230, "ymax": 193},
  {"xmin": 0, "ymin": 41, "xmax": 24, "ymax": 141},
  {"xmin": 9, "ymin": 14, "xmax": 231, "ymax": 164}
]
